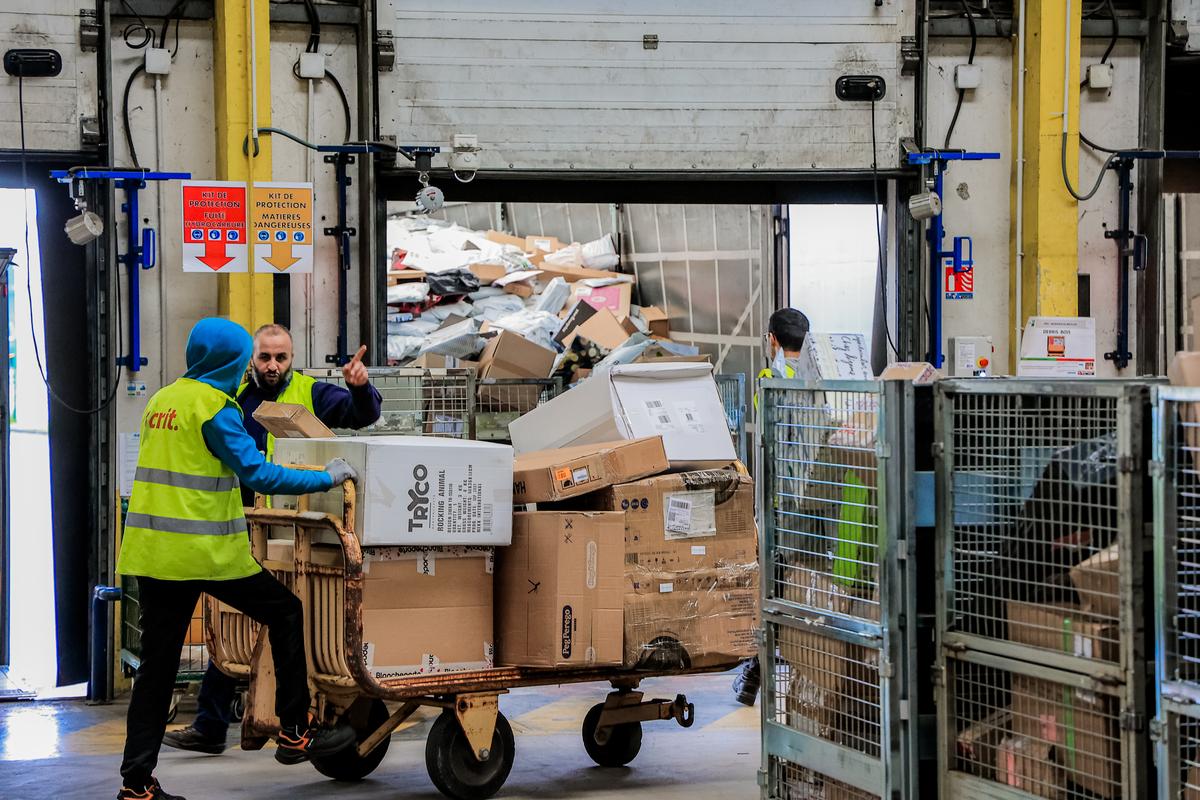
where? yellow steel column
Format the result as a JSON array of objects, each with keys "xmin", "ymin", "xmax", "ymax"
[
  {"xmin": 213, "ymin": 0, "xmax": 272, "ymax": 331},
  {"xmin": 1011, "ymin": 0, "xmax": 1081, "ymax": 365}
]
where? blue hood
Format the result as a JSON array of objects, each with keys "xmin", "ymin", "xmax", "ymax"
[{"xmin": 183, "ymin": 318, "xmax": 253, "ymax": 396}]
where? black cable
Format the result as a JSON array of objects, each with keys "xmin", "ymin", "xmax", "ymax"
[
  {"xmin": 1061, "ymin": 131, "xmax": 1118, "ymax": 201},
  {"xmin": 16, "ymin": 75, "xmax": 123, "ymax": 415},
  {"xmin": 870, "ymin": 98, "xmax": 899, "ymax": 356},
  {"xmin": 942, "ymin": 0, "xmax": 977, "ymax": 151},
  {"xmin": 1101, "ymin": 0, "xmax": 1118, "ymax": 64},
  {"xmin": 121, "ymin": 64, "xmax": 145, "ymax": 168},
  {"xmin": 303, "ymin": 0, "xmax": 320, "ymax": 52},
  {"xmin": 325, "ymin": 69, "xmax": 353, "ymax": 142}
]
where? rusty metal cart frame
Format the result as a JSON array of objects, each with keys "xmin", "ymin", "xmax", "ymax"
[{"xmin": 208, "ymin": 478, "xmax": 733, "ymax": 800}]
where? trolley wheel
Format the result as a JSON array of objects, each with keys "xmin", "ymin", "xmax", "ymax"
[
  {"xmin": 311, "ymin": 698, "xmax": 391, "ymax": 782},
  {"xmin": 230, "ymin": 691, "xmax": 246, "ymax": 723},
  {"xmin": 424, "ymin": 708, "xmax": 515, "ymax": 800},
  {"xmin": 581, "ymin": 702, "xmax": 642, "ymax": 768},
  {"xmin": 166, "ymin": 692, "xmax": 181, "ymax": 724}
]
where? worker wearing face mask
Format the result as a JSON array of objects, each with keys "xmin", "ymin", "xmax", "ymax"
[
  {"xmin": 163, "ymin": 324, "xmax": 381, "ymax": 756},
  {"xmin": 734, "ymin": 307, "xmax": 810, "ymax": 707}
]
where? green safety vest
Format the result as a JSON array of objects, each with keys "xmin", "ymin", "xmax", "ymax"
[
  {"xmin": 116, "ymin": 378, "xmax": 261, "ymax": 581},
  {"xmin": 753, "ymin": 363, "xmax": 796, "ymax": 411},
  {"xmin": 238, "ymin": 371, "xmax": 317, "ymax": 461}
]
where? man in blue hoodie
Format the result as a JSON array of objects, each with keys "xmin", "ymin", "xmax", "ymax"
[
  {"xmin": 115, "ymin": 318, "xmax": 358, "ymax": 800},
  {"xmin": 164, "ymin": 323, "xmax": 382, "ymax": 756}
]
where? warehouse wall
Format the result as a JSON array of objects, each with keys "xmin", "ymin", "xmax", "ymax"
[
  {"xmin": 928, "ymin": 36, "xmax": 1143, "ymax": 376},
  {"xmin": 107, "ymin": 18, "xmax": 364, "ymax": 442},
  {"xmin": 0, "ymin": 0, "xmax": 99, "ymax": 152}
]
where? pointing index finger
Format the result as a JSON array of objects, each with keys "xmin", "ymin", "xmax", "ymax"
[{"xmin": 349, "ymin": 345, "xmax": 367, "ymax": 365}]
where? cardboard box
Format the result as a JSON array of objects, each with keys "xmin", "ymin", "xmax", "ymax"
[
  {"xmin": 1187, "ymin": 765, "xmax": 1200, "ymax": 800},
  {"xmin": 476, "ymin": 330, "xmax": 557, "ymax": 413},
  {"xmin": 1007, "ymin": 600, "xmax": 1119, "ymax": 662},
  {"xmin": 511, "ymin": 437, "xmax": 669, "ymax": 505},
  {"xmin": 879, "ymin": 361, "xmax": 939, "ymax": 385},
  {"xmin": 469, "ymin": 262, "xmax": 509, "ymax": 285},
  {"xmin": 509, "ymin": 362, "xmax": 737, "ymax": 466},
  {"xmin": 555, "ymin": 301, "xmax": 600, "ymax": 347},
  {"xmin": 537, "ymin": 264, "xmax": 633, "ymax": 285},
  {"xmin": 1068, "ymin": 544, "xmax": 1120, "ymax": 620},
  {"xmin": 485, "ymin": 230, "xmax": 526, "ymax": 250},
  {"xmin": 633, "ymin": 344, "xmax": 710, "ymax": 364},
  {"xmin": 273, "ymin": 436, "xmax": 513, "ymax": 547},
  {"xmin": 496, "ymin": 512, "xmax": 624, "ymax": 667},
  {"xmin": 564, "ymin": 469, "xmax": 757, "ymax": 572},
  {"xmin": 638, "ymin": 306, "xmax": 669, "ymax": 338},
  {"xmin": 503, "ymin": 282, "xmax": 534, "ymax": 299},
  {"xmin": 624, "ymin": 565, "xmax": 758, "ymax": 669},
  {"xmin": 956, "ymin": 708, "xmax": 1013, "ymax": 781},
  {"xmin": 574, "ymin": 308, "xmax": 637, "ymax": 351},
  {"xmin": 253, "ymin": 401, "xmax": 335, "ymax": 439},
  {"xmin": 570, "ymin": 283, "xmax": 632, "ymax": 320},
  {"xmin": 526, "ymin": 235, "xmax": 563, "ymax": 255},
  {"xmin": 797, "ymin": 333, "xmax": 873, "ymax": 380},
  {"xmin": 995, "ymin": 736, "xmax": 1063, "ymax": 798},
  {"xmin": 773, "ymin": 567, "xmax": 879, "ymax": 745},
  {"xmin": 407, "ymin": 353, "xmax": 476, "ymax": 370},
  {"xmin": 1010, "ymin": 673, "xmax": 1119, "ymax": 799},
  {"xmin": 361, "ymin": 547, "xmax": 494, "ymax": 679}
]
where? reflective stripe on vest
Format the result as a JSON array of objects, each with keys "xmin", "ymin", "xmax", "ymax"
[
  {"xmin": 116, "ymin": 378, "xmax": 261, "ymax": 581},
  {"xmin": 240, "ymin": 372, "xmax": 318, "ymax": 461}
]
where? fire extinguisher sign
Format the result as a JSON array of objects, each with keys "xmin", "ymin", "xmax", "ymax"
[{"xmin": 945, "ymin": 262, "xmax": 974, "ymax": 300}]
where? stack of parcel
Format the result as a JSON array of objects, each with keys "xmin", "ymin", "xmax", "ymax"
[
  {"xmin": 264, "ymin": 361, "xmax": 757, "ymax": 678},
  {"xmin": 386, "ymin": 218, "xmax": 700, "ymax": 427}
]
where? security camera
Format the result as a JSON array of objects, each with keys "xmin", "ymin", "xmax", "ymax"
[{"xmin": 448, "ymin": 134, "xmax": 481, "ymax": 183}]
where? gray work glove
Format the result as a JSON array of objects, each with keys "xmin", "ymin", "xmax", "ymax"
[{"xmin": 324, "ymin": 458, "xmax": 358, "ymax": 486}]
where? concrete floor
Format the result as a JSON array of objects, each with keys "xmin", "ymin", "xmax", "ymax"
[{"xmin": 0, "ymin": 673, "xmax": 760, "ymax": 800}]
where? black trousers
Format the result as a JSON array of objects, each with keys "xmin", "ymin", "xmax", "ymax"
[{"xmin": 120, "ymin": 570, "xmax": 309, "ymax": 788}]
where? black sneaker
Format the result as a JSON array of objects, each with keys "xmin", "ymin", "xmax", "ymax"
[
  {"xmin": 274, "ymin": 715, "xmax": 356, "ymax": 765},
  {"xmin": 162, "ymin": 725, "xmax": 227, "ymax": 755},
  {"xmin": 116, "ymin": 777, "xmax": 187, "ymax": 800},
  {"xmin": 733, "ymin": 659, "xmax": 761, "ymax": 707}
]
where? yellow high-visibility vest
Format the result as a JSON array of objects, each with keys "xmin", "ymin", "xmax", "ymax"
[{"xmin": 117, "ymin": 378, "xmax": 260, "ymax": 581}]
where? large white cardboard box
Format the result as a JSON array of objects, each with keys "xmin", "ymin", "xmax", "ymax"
[
  {"xmin": 508, "ymin": 362, "xmax": 736, "ymax": 465},
  {"xmin": 273, "ymin": 435, "xmax": 513, "ymax": 546}
]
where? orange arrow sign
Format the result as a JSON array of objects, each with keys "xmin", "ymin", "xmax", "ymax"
[
  {"xmin": 264, "ymin": 241, "xmax": 301, "ymax": 271},
  {"xmin": 198, "ymin": 239, "xmax": 234, "ymax": 271}
]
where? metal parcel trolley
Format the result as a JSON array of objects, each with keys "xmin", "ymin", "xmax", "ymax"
[{"xmin": 208, "ymin": 479, "xmax": 731, "ymax": 800}]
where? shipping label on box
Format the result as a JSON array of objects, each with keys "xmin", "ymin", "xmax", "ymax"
[{"xmin": 274, "ymin": 436, "xmax": 513, "ymax": 547}]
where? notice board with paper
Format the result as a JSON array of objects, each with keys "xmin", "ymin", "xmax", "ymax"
[{"xmin": 1016, "ymin": 317, "xmax": 1096, "ymax": 378}]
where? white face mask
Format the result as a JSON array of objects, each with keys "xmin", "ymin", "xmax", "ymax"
[{"xmin": 771, "ymin": 345, "xmax": 789, "ymax": 377}]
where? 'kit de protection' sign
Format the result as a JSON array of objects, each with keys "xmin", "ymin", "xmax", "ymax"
[
  {"xmin": 181, "ymin": 181, "xmax": 248, "ymax": 273},
  {"xmin": 252, "ymin": 182, "xmax": 314, "ymax": 273}
]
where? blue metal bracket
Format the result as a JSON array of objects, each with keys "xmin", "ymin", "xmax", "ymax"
[
  {"xmin": 51, "ymin": 168, "xmax": 192, "ymax": 372},
  {"xmin": 903, "ymin": 150, "xmax": 999, "ymax": 369}
]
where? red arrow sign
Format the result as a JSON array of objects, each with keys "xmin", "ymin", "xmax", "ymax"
[{"xmin": 197, "ymin": 239, "xmax": 234, "ymax": 271}]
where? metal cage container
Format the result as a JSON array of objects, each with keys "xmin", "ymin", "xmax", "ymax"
[
  {"xmin": 935, "ymin": 379, "xmax": 1153, "ymax": 800},
  {"xmin": 1154, "ymin": 386, "xmax": 1200, "ymax": 800},
  {"xmin": 300, "ymin": 367, "xmax": 474, "ymax": 439},
  {"xmin": 716, "ymin": 372, "xmax": 749, "ymax": 464},
  {"xmin": 758, "ymin": 378, "xmax": 919, "ymax": 800},
  {"xmin": 473, "ymin": 377, "xmax": 563, "ymax": 442}
]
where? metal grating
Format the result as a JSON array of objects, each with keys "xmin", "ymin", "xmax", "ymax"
[
  {"xmin": 762, "ymin": 385, "xmax": 882, "ymax": 625},
  {"xmin": 120, "ymin": 573, "xmax": 207, "ymax": 678},
  {"xmin": 301, "ymin": 367, "xmax": 473, "ymax": 438},
  {"xmin": 716, "ymin": 372, "xmax": 748, "ymax": 464},
  {"xmin": 473, "ymin": 377, "xmax": 562, "ymax": 442},
  {"xmin": 767, "ymin": 621, "xmax": 881, "ymax": 757},
  {"xmin": 944, "ymin": 389, "xmax": 1122, "ymax": 656},
  {"xmin": 766, "ymin": 755, "xmax": 880, "ymax": 800},
  {"xmin": 947, "ymin": 658, "xmax": 1122, "ymax": 800}
]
